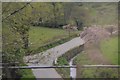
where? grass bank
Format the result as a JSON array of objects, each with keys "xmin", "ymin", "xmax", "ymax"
[
  {"xmin": 55, "ymin": 56, "xmax": 70, "ymax": 78},
  {"xmin": 100, "ymin": 36, "xmax": 118, "ymax": 65},
  {"xmin": 73, "ymin": 36, "xmax": 118, "ymax": 78},
  {"xmin": 19, "ymin": 69, "xmax": 35, "ymax": 80}
]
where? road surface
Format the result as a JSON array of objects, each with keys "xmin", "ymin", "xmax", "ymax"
[{"xmin": 24, "ymin": 37, "xmax": 84, "ymax": 78}]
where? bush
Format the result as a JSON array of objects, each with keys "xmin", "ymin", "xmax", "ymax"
[{"xmin": 57, "ymin": 57, "xmax": 69, "ymax": 66}]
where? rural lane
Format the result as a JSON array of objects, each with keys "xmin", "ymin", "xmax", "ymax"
[{"xmin": 24, "ymin": 37, "xmax": 85, "ymax": 78}]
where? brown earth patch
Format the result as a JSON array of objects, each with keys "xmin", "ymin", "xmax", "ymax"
[{"xmin": 80, "ymin": 26, "xmax": 118, "ymax": 64}]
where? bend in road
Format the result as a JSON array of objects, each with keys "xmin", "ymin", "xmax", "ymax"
[{"xmin": 24, "ymin": 37, "xmax": 85, "ymax": 78}]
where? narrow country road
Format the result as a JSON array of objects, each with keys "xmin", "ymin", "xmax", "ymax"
[{"xmin": 24, "ymin": 37, "xmax": 85, "ymax": 78}]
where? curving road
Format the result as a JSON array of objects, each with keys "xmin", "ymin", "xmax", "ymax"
[{"xmin": 24, "ymin": 37, "xmax": 84, "ymax": 78}]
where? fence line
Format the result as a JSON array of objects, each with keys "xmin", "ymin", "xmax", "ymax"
[
  {"xmin": 1, "ymin": 65, "xmax": 119, "ymax": 69},
  {"xmin": 80, "ymin": 65, "xmax": 119, "ymax": 68}
]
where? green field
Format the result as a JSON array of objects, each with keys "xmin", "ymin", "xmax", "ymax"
[
  {"xmin": 72, "ymin": 37, "xmax": 118, "ymax": 78},
  {"xmin": 73, "ymin": 51, "xmax": 118, "ymax": 78},
  {"xmin": 100, "ymin": 37, "xmax": 118, "ymax": 65},
  {"xmin": 29, "ymin": 26, "xmax": 68, "ymax": 50}
]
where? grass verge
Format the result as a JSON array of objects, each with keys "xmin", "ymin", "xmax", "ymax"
[
  {"xmin": 74, "ymin": 51, "xmax": 118, "ymax": 78},
  {"xmin": 18, "ymin": 64, "xmax": 36, "ymax": 80},
  {"xmin": 100, "ymin": 36, "xmax": 118, "ymax": 64},
  {"xmin": 55, "ymin": 56, "xmax": 70, "ymax": 78}
]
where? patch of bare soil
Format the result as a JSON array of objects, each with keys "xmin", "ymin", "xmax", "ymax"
[{"xmin": 80, "ymin": 26, "xmax": 118, "ymax": 64}]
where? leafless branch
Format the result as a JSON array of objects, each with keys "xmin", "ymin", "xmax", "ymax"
[{"xmin": 2, "ymin": 2, "xmax": 31, "ymax": 22}]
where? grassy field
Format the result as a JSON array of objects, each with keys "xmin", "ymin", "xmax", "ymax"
[
  {"xmin": 28, "ymin": 26, "xmax": 79, "ymax": 54},
  {"xmin": 74, "ymin": 51, "xmax": 118, "ymax": 78},
  {"xmin": 74, "ymin": 52, "xmax": 93, "ymax": 65},
  {"xmin": 29, "ymin": 26, "xmax": 70, "ymax": 50},
  {"xmin": 100, "ymin": 37, "xmax": 118, "ymax": 65},
  {"xmin": 72, "ymin": 37, "xmax": 118, "ymax": 78}
]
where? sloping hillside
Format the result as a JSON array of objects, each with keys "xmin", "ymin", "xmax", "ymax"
[{"xmin": 81, "ymin": 2, "xmax": 118, "ymax": 25}]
